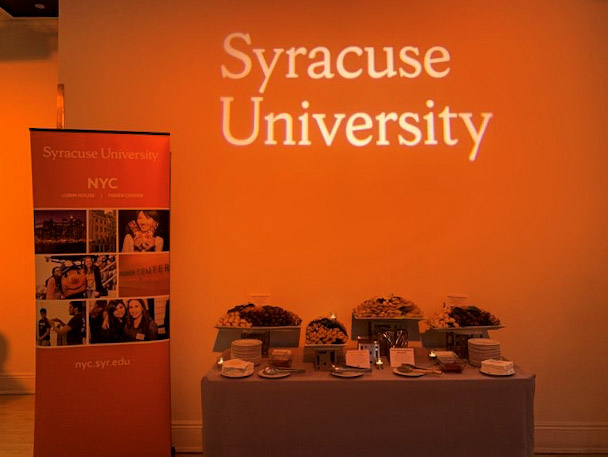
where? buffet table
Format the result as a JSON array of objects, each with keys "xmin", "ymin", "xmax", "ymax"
[{"xmin": 201, "ymin": 348, "xmax": 535, "ymax": 457}]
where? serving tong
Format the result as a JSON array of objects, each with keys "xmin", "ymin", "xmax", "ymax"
[
  {"xmin": 398, "ymin": 363, "xmax": 442, "ymax": 375},
  {"xmin": 331, "ymin": 365, "xmax": 373, "ymax": 373},
  {"xmin": 262, "ymin": 366, "xmax": 306, "ymax": 375}
]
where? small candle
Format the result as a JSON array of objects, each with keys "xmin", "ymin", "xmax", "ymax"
[
  {"xmin": 217, "ymin": 356, "xmax": 224, "ymax": 366},
  {"xmin": 429, "ymin": 351, "xmax": 437, "ymax": 359},
  {"xmin": 329, "ymin": 312, "xmax": 337, "ymax": 320}
]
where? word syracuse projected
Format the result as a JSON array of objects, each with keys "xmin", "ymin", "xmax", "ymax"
[{"xmin": 220, "ymin": 33, "xmax": 493, "ymax": 161}]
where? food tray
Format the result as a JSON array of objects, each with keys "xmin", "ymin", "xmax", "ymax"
[
  {"xmin": 430, "ymin": 325, "xmax": 504, "ymax": 333},
  {"xmin": 353, "ymin": 315, "xmax": 424, "ymax": 321},
  {"xmin": 437, "ymin": 359, "xmax": 467, "ymax": 373},
  {"xmin": 304, "ymin": 343, "xmax": 347, "ymax": 348},
  {"xmin": 215, "ymin": 325, "xmax": 301, "ymax": 331}
]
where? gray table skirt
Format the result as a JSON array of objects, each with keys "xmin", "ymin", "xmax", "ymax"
[{"xmin": 202, "ymin": 348, "xmax": 535, "ymax": 457}]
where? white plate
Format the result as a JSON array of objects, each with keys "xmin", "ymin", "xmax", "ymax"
[
  {"xmin": 258, "ymin": 369, "xmax": 291, "ymax": 379},
  {"xmin": 479, "ymin": 368, "xmax": 515, "ymax": 377},
  {"xmin": 232, "ymin": 339, "xmax": 263, "ymax": 347},
  {"xmin": 393, "ymin": 368, "xmax": 425, "ymax": 377},
  {"xmin": 468, "ymin": 338, "xmax": 501, "ymax": 346},
  {"xmin": 221, "ymin": 370, "xmax": 254, "ymax": 378},
  {"xmin": 330, "ymin": 371, "xmax": 364, "ymax": 378}
]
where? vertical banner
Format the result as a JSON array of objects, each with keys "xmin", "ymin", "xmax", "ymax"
[{"xmin": 31, "ymin": 129, "xmax": 171, "ymax": 457}]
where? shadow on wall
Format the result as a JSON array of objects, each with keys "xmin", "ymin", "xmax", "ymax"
[
  {"xmin": 0, "ymin": 332, "xmax": 25, "ymax": 393},
  {"xmin": 0, "ymin": 19, "xmax": 57, "ymax": 61}
]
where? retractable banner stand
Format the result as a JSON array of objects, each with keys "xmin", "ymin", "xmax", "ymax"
[{"xmin": 30, "ymin": 129, "xmax": 171, "ymax": 457}]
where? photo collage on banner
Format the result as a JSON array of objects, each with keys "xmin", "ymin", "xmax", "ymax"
[
  {"xmin": 31, "ymin": 129, "xmax": 171, "ymax": 350},
  {"xmin": 34, "ymin": 208, "xmax": 170, "ymax": 347}
]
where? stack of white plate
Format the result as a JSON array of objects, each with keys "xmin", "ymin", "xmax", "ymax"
[
  {"xmin": 231, "ymin": 339, "xmax": 263, "ymax": 366},
  {"xmin": 468, "ymin": 338, "xmax": 501, "ymax": 367}
]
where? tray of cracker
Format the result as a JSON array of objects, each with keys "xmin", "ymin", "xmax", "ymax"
[{"xmin": 353, "ymin": 295, "xmax": 423, "ymax": 319}]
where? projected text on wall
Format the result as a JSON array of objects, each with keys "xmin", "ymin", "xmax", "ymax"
[{"xmin": 220, "ymin": 32, "xmax": 493, "ymax": 161}]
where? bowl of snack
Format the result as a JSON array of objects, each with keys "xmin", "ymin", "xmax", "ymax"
[
  {"xmin": 353, "ymin": 295, "xmax": 423, "ymax": 319},
  {"xmin": 216, "ymin": 304, "xmax": 302, "ymax": 328},
  {"xmin": 427, "ymin": 305, "xmax": 501, "ymax": 330},
  {"xmin": 305, "ymin": 316, "xmax": 348, "ymax": 345}
]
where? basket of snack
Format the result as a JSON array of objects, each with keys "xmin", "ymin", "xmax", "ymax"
[
  {"xmin": 426, "ymin": 305, "xmax": 502, "ymax": 331},
  {"xmin": 216, "ymin": 303, "xmax": 302, "ymax": 329},
  {"xmin": 353, "ymin": 295, "xmax": 423, "ymax": 319},
  {"xmin": 305, "ymin": 316, "xmax": 348, "ymax": 345}
]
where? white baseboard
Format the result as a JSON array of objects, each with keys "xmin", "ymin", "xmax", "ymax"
[
  {"xmin": 0, "ymin": 373, "xmax": 35, "ymax": 394},
  {"xmin": 172, "ymin": 420, "xmax": 203, "ymax": 453},
  {"xmin": 535, "ymin": 422, "xmax": 608, "ymax": 454},
  {"xmin": 171, "ymin": 421, "xmax": 608, "ymax": 454},
  {"xmin": 2, "ymin": 382, "xmax": 603, "ymax": 455}
]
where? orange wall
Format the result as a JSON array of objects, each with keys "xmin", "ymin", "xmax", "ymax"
[
  {"xmin": 56, "ymin": 0, "xmax": 608, "ymax": 430},
  {"xmin": 0, "ymin": 15, "xmax": 57, "ymax": 389},
  {"xmin": 0, "ymin": 0, "xmax": 593, "ymax": 450}
]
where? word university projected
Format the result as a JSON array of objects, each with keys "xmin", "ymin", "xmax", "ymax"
[{"xmin": 220, "ymin": 32, "xmax": 493, "ymax": 161}]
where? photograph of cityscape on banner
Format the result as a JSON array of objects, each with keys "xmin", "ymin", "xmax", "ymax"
[
  {"xmin": 88, "ymin": 209, "xmax": 117, "ymax": 253},
  {"xmin": 34, "ymin": 210, "xmax": 87, "ymax": 254}
]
